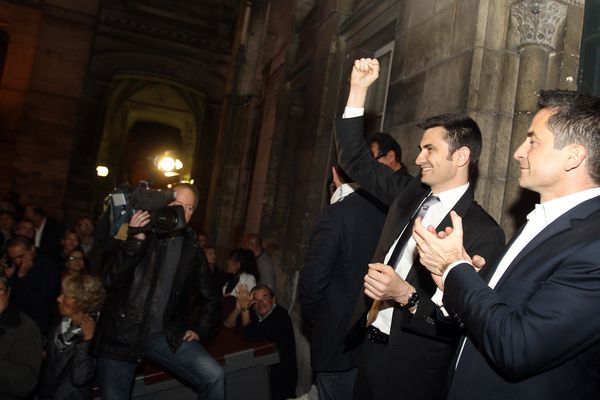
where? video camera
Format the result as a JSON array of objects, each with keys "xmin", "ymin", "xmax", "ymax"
[{"xmin": 108, "ymin": 182, "xmax": 187, "ymax": 237}]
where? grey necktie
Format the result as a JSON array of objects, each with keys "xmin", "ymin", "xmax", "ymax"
[{"xmin": 366, "ymin": 194, "xmax": 441, "ymax": 326}]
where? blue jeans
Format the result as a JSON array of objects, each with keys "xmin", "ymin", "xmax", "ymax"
[
  {"xmin": 315, "ymin": 369, "xmax": 358, "ymax": 400},
  {"xmin": 97, "ymin": 335, "xmax": 224, "ymax": 400}
]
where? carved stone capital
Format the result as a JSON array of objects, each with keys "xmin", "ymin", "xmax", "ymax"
[{"xmin": 511, "ymin": 0, "xmax": 568, "ymax": 49}]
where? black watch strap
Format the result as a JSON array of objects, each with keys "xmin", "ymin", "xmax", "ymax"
[{"xmin": 403, "ymin": 290, "xmax": 420, "ymax": 309}]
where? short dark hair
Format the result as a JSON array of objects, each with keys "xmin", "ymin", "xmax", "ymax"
[
  {"xmin": 6, "ymin": 235, "xmax": 34, "ymax": 250},
  {"xmin": 251, "ymin": 284, "xmax": 274, "ymax": 298},
  {"xmin": 228, "ymin": 248, "xmax": 260, "ymax": 280},
  {"xmin": 417, "ymin": 113, "xmax": 482, "ymax": 176},
  {"xmin": 174, "ymin": 182, "xmax": 199, "ymax": 209},
  {"xmin": 538, "ymin": 90, "xmax": 600, "ymax": 184},
  {"xmin": 366, "ymin": 132, "xmax": 403, "ymax": 163}
]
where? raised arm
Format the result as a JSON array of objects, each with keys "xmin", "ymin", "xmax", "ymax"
[{"xmin": 335, "ymin": 58, "xmax": 419, "ymax": 206}]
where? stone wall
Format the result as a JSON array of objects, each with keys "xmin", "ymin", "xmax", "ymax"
[
  {"xmin": 233, "ymin": 0, "xmax": 586, "ymax": 395},
  {"xmin": 0, "ymin": 1, "xmax": 97, "ymax": 218}
]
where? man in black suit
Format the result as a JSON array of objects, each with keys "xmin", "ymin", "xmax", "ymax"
[
  {"xmin": 414, "ymin": 90, "xmax": 600, "ymax": 399},
  {"xmin": 24, "ymin": 206, "xmax": 65, "ymax": 264},
  {"xmin": 300, "ymin": 164, "xmax": 387, "ymax": 400},
  {"xmin": 336, "ymin": 58, "xmax": 505, "ymax": 399}
]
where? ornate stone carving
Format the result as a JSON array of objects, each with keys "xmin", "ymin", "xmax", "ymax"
[{"xmin": 511, "ymin": 0, "xmax": 568, "ymax": 49}]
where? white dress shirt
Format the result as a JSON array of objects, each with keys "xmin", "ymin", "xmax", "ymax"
[
  {"xmin": 450, "ymin": 187, "xmax": 600, "ymax": 368},
  {"xmin": 372, "ymin": 184, "xmax": 469, "ymax": 334}
]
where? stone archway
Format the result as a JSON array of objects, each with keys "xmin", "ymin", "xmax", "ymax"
[{"xmin": 95, "ymin": 74, "xmax": 206, "ymax": 187}]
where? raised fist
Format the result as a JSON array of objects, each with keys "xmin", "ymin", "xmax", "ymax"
[{"xmin": 350, "ymin": 58, "xmax": 380, "ymax": 88}]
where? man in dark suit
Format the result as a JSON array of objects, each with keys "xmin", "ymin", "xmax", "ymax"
[
  {"xmin": 414, "ymin": 90, "xmax": 600, "ymax": 399},
  {"xmin": 24, "ymin": 205, "xmax": 65, "ymax": 264},
  {"xmin": 299, "ymin": 164, "xmax": 387, "ymax": 400},
  {"xmin": 336, "ymin": 58, "xmax": 505, "ymax": 399}
]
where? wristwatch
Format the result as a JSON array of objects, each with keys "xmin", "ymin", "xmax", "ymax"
[{"xmin": 403, "ymin": 290, "xmax": 420, "ymax": 309}]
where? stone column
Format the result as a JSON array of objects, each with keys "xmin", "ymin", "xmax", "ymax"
[{"xmin": 500, "ymin": 0, "xmax": 567, "ymax": 234}]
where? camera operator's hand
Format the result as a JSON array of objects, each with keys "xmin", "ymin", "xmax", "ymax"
[{"xmin": 129, "ymin": 210, "xmax": 151, "ymax": 241}]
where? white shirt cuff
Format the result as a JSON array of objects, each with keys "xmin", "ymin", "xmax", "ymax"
[
  {"xmin": 431, "ymin": 288, "xmax": 450, "ymax": 317},
  {"xmin": 342, "ymin": 107, "xmax": 364, "ymax": 119}
]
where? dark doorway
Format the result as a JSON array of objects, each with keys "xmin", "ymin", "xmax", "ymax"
[{"xmin": 121, "ymin": 121, "xmax": 182, "ymax": 188}]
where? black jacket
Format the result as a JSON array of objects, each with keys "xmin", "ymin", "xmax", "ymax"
[
  {"xmin": 93, "ymin": 227, "xmax": 220, "ymax": 362},
  {"xmin": 38, "ymin": 319, "xmax": 95, "ymax": 400},
  {"xmin": 336, "ymin": 116, "xmax": 505, "ymax": 399},
  {"xmin": 299, "ymin": 190, "xmax": 386, "ymax": 371}
]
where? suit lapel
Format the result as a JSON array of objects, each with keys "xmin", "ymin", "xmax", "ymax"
[
  {"xmin": 381, "ymin": 192, "xmax": 429, "ymax": 258},
  {"xmin": 494, "ymin": 196, "xmax": 600, "ymax": 288}
]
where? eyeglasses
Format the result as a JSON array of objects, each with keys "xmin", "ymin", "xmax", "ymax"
[
  {"xmin": 68, "ymin": 256, "xmax": 85, "ymax": 261},
  {"xmin": 374, "ymin": 152, "xmax": 386, "ymax": 160}
]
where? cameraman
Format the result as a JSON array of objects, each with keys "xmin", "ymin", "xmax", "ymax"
[{"xmin": 93, "ymin": 183, "xmax": 224, "ymax": 400}]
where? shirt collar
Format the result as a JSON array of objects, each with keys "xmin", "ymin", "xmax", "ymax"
[
  {"xmin": 433, "ymin": 183, "xmax": 470, "ymax": 212},
  {"xmin": 257, "ymin": 304, "xmax": 277, "ymax": 322},
  {"xmin": 330, "ymin": 183, "xmax": 357, "ymax": 204},
  {"xmin": 529, "ymin": 187, "xmax": 600, "ymax": 226}
]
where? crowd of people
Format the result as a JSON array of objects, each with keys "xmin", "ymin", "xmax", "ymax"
[
  {"xmin": 2, "ymin": 56, "xmax": 600, "ymax": 400},
  {"xmin": 0, "ymin": 186, "xmax": 294, "ymax": 400}
]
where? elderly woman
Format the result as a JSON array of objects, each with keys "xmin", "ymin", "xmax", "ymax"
[{"xmin": 38, "ymin": 274, "xmax": 106, "ymax": 399}]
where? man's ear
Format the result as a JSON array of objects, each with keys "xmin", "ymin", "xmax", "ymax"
[
  {"xmin": 454, "ymin": 146, "xmax": 470, "ymax": 168},
  {"xmin": 564, "ymin": 144, "xmax": 587, "ymax": 171}
]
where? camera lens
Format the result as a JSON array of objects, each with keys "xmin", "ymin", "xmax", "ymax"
[{"xmin": 154, "ymin": 207, "xmax": 179, "ymax": 231}]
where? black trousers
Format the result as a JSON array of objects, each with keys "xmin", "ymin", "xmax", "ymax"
[{"xmin": 353, "ymin": 337, "xmax": 451, "ymax": 400}]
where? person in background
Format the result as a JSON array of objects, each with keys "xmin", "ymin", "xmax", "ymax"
[
  {"xmin": 197, "ymin": 232, "xmax": 208, "ymax": 249},
  {"xmin": 5, "ymin": 235, "xmax": 61, "ymax": 336},
  {"xmin": 242, "ymin": 233, "xmax": 276, "ymax": 292},
  {"xmin": 63, "ymin": 248, "xmax": 88, "ymax": 280},
  {"xmin": 74, "ymin": 217, "xmax": 94, "ymax": 256},
  {"xmin": 0, "ymin": 273, "xmax": 43, "ymax": 399},
  {"xmin": 38, "ymin": 274, "xmax": 106, "ymax": 399},
  {"xmin": 299, "ymin": 164, "xmax": 387, "ymax": 400},
  {"xmin": 24, "ymin": 205, "xmax": 65, "ymax": 264},
  {"xmin": 0, "ymin": 210, "xmax": 15, "ymax": 253},
  {"xmin": 14, "ymin": 219, "xmax": 35, "ymax": 240},
  {"xmin": 222, "ymin": 248, "xmax": 258, "ymax": 297},
  {"xmin": 204, "ymin": 244, "xmax": 223, "ymax": 288},
  {"xmin": 234, "ymin": 284, "xmax": 297, "ymax": 400},
  {"xmin": 60, "ymin": 230, "xmax": 81, "ymax": 264},
  {"xmin": 93, "ymin": 183, "xmax": 223, "ymax": 400}
]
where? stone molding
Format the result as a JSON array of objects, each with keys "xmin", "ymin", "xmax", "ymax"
[
  {"xmin": 560, "ymin": 0, "xmax": 584, "ymax": 6},
  {"xmin": 511, "ymin": 0, "xmax": 568, "ymax": 49}
]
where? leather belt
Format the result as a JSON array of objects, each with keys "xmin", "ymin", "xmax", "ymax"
[{"xmin": 367, "ymin": 325, "xmax": 389, "ymax": 345}]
